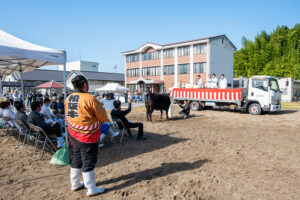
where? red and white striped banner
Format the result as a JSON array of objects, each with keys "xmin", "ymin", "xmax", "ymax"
[{"xmin": 171, "ymin": 88, "xmax": 242, "ymax": 101}]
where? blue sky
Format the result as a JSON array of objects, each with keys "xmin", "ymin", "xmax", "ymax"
[{"xmin": 1, "ymin": 0, "xmax": 299, "ymax": 73}]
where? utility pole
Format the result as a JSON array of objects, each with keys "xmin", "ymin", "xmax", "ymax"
[{"xmin": 113, "ymin": 64, "xmax": 117, "ymax": 73}]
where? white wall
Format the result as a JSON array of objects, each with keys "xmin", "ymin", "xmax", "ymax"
[
  {"xmin": 209, "ymin": 38, "xmax": 234, "ymax": 88},
  {"xmin": 59, "ymin": 61, "xmax": 99, "ymax": 72}
]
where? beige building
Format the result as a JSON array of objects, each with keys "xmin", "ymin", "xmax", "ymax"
[{"xmin": 123, "ymin": 34, "xmax": 236, "ymax": 93}]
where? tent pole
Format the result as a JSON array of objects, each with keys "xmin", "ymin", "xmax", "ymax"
[
  {"xmin": 63, "ymin": 52, "xmax": 69, "ymax": 147},
  {"xmin": 19, "ymin": 64, "xmax": 25, "ymax": 103}
]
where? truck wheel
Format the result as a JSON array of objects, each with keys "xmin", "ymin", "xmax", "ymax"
[
  {"xmin": 191, "ymin": 101, "xmax": 200, "ymax": 111},
  {"xmin": 248, "ymin": 103, "xmax": 261, "ymax": 115}
]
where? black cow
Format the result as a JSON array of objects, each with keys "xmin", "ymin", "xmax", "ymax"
[{"xmin": 145, "ymin": 93, "xmax": 171, "ymax": 121}]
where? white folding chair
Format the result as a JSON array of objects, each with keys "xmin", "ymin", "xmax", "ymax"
[
  {"xmin": 1, "ymin": 116, "xmax": 18, "ymax": 142},
  {"xmin": 15, "ymin": 120, "xmax": 28, "ymax": 148}
]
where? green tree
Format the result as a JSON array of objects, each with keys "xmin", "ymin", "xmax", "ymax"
[{"xmin": 234, "ymin": 24, "xmax": 300, "ymax": 80}]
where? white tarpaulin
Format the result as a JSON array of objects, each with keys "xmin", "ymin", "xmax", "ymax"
[
  {"xmin": 0, "ymin": 29, "xmax": 68, "ymax": 145},
  {"xmin": 96, "ymin": 83, "xmax": 129, "ymax": 92},
  {"xmin": 0, "ymin": 29, "xmax": 66, "ymax": 76}
]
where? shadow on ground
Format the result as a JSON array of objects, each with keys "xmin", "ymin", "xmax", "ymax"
[
  {"xmin": 269, "ymin": 110, "xmax": 298, "ymax": 115},
  {"xmin": 96, "ymin": 159, "xmax": 209, "ymax": 192},
  {"xmin": 94, "ymin": 131, "xmax": 189, "ymax": 168}
]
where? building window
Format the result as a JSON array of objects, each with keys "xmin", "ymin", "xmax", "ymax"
[
  {"xmin": 163, "ymin": 48, "xmax": 174, "ymax": 58},
  {"xmin": 142, "ymin": 51, "xmax": 161, "ymax": 61},
  {"xmin": 126, "ymin": 68, "xmax": 140, "ymax": 77},
  {"xmin": 126, "ymin": 54, "xmax": 140, "ymax": 63},
  {"xmin": 142, "ymin": 66, "xmax": 160, "ymax": 76},
  {"xmin": 194, "ymin": 62, "xmax": 206, "ymax": 73},
  {"xmin": 178, "ymin": 46, "xmax": 190, "ymax": 56},
  {"xmin": 194, "ymin": 44, "xmax": 207, "ymax": 54},
  {"xmin": 178, "ymin": 64, "xmax": 190, "ymax": 74},
  {"xmin": 163, "ymin": 65, "xmax": 174, "ymax": 75}
]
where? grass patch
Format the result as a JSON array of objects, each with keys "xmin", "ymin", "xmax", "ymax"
[{"xmin": 282, "ymin": 102, "xmax": 300, "ymax": 110}]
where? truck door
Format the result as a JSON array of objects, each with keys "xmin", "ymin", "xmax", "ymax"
[{"xmin": 248, "ymin": 78, "xmax": 269, "ymax": 110}]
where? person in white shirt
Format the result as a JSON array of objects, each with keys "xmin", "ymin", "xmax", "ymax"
[
  {"xmin": 219, "ymin": 74, "xmax": 228, "ymax": 89},
  {"xmin": 41, "ymin": 98, "xmax": 56, "ymax": 124},
  {"xmin": 211, "ymin": 73, "xmax": 218, "ymax": 88},
  {"xmin": 0, "ymin": 101, "xmax": 22, "ymax": 133},
  {"xmin": 196, "ymin": 75, "xmax": 202, "ymax": 88},
  {"xmin": 206, "ymin": 74, "xmax": 212, "ymax": 88}
]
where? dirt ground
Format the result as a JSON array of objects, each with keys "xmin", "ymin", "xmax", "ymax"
[{"xmin": 0, "ymin": 106, "xmax": 300, "ymax": 200}]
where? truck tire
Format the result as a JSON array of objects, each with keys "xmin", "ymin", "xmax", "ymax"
[
  {"xmin": 191, "ymin": 101, "xmax": 201, "ymax": 111},
  {"xmin": 248, "ymin": 103, "xmax": 261, "ymax": 115}
]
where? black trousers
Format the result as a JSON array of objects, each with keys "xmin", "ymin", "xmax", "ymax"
[
  {"xmin": 44, "ymin": 123, "xmax": 62, "ymax": 137},
  {"xmin": 179, "ymin": 111, "xmax": 189, "ymax": 118},
  {"xmin": 127, "ymin": 122, "xmax": 143, "ymax": 138},
  {"xmin": 71, "ymin": 142, "xmax": 99, "ymax": 172}
]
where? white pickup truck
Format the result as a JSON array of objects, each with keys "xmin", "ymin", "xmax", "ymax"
[{"xmin": 170, "ymin": 76, "xmax": 282, "ymax": 115}]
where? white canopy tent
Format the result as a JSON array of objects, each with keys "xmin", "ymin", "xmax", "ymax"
[
  {"xmin": 96, "ymin": 83, "xmax": 129, "ymax": 92},
  {"xmin": 0, "ymin": 29, "xmax": 68, "ymax": 144},
  {"xmin": 0, "ymin": 29, "xmax": 67, "ymax": 98}
]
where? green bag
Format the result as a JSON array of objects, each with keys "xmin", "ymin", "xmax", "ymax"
[{"xmin": 50, "ymin": 143, "xmax": 69, "ymax": 166}]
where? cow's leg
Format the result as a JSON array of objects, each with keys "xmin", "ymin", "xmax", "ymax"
[
  {"xmin": 150, "ymin": 109, "xmax": 153, "ymax": 122},
  {"xmin": 166, "ymin": 108, "xmax": 169, "ymax": 120},
  {"xmin": 146, "ymin": 109, "xmax": 149, "ymax": 121},
  {"xmin": 160, "ymin": 110, "xmax": 163, "ymax": 120}
]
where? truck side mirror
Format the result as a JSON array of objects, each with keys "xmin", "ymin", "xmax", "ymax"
[{"xmin": 286, "ymin": 81, "xmax": 289, "ymax": 87}]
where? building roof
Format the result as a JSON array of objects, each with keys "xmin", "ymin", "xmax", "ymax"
[
  {"xmin": 71, "ymin": 70, "xmax": 125, "ymax": 81},
  {"xmin": 36, "ymin": 80, "xmax": 64, "ymax": 89},
  {"xmin": 122, "ymin": 34, "xmax": 237, "ymax": 54},
  {"xmin": 17, "ymin": 69, "xmax": 70, "ymax": 82},
  {"xmin": 2, "ymin": 69, "xmax": 124, "ymax": 82}
]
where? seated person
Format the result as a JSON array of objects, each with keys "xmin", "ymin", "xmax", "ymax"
[
  {"xmin": 57, "ymin": 97, "xmax": 65, "ymax": 115},
  {"xmin": 98, "ymin": 122, "xmax": 119, "ymax": 147},
  {"xmin": 41, "ymin": 98, "xmax": 62, "ymax": 126},
  {"xmin": 179, "ymin": 99, "xmax": 191, "ymax": 119},
  {"xmin": 41, "ymin": 98, "xmax": 55, "ymax": 120},
  {"xmin": 15, "ymin": 101, "xmax": 30, "ymax": 131},
  {"xmin": 27, "ymin": 101, "xmax": 63, "ymax": 148},
  {"xmin": 111, "ymin": 98, "xmax": 146, "ymax": 140},
  {"xmin": 0, "ymin": 101, "xmax": 23, "ymax": 132}
]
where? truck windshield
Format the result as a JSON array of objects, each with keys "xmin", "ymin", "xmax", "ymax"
[
  {"xmin": 269, "ymin": 78, "xmax": 280, "ymax": 92},
  {"xmin": 252, "ymin": 79, "xmax": 268, "ymax": 91}
]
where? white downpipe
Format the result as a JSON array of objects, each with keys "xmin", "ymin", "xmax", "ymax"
[{"xmin": 63, "ymin": 51, "xmax": 68, "ymax": 147}]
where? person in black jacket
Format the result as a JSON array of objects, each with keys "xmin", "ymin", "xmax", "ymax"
[
  {"xmin": 179, "ymin": 99, "xmax": 190, "ymax": 119},
  {"xmin": 15, "ymin": 101, "xmax": 29, "ymax": 131},
  {"xmin": 111, "ymin": 98, "xmax": 146, "ymax": 140},
  {"xmin": 27, "ymin": 101, "xmax": 63, "ymax": 144}
]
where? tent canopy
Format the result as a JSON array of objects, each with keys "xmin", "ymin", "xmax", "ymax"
[
  {"xmin": 96, "ymin": 83, "xmax": 129, "ymax": 92},
  {"xmin": 0, "ymin": 29, "xmax": 66, "ymax": 76},
  {"xmin": 36, "ymin": 80, "xmax": 64, "ymax": 89}
]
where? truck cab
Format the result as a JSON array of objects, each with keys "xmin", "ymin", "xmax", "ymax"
[{"xmin": 246, "ymin": 76, "xmax": 281, "ymax": 114}]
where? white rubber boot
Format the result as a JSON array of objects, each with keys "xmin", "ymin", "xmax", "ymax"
[
  {"xmin": 99, "ymin": 133, "xmax": 106, "ymax": 143},
  {"xmin": 70, "ymin": 168, "xmax": 84, "ymax": 191},
  {"xmin": 82, "ymin": 170, "xmax": 105, "ymax": 196},
  {"xmin": 99, "ymin": 134, "xmax": 105, "ymax": 147},
  {"xmin": 109, "ymin": 128, "xmax": 119, "ymax": 137},
  {"xmin": 57, "ymin": 137, "xmax": 64, "ymax": 148}
]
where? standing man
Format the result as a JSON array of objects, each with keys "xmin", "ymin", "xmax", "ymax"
[
  {"xmin": 219, "ymin": 74, "xmax": 228, "ymax": 89},
  {"xmin": 65, "ymin": 75, "xmax": 109, "ymax": 197},
  {"xmin": 206, "ymin": 74, "xmax": 212, "ymax": 88},
  {"xmin": 51, "ymin": 89, "xmax": 57, "ymax": 98},
  {"xmin": 196, "ymin": 75, "xmax": 202, "ymax": 88},
  {"xmin": 27, "ymin": 91, "xmax": 33, "ymax": 106},
  {"xmin": 211, "ymin": 73, "xmax": 218, "ymax": 88}
]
